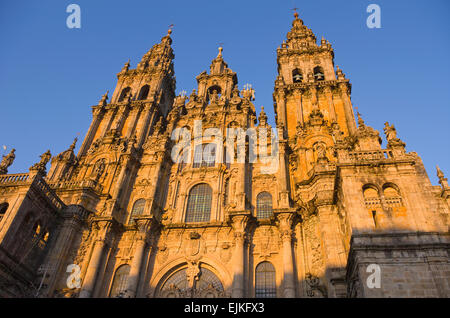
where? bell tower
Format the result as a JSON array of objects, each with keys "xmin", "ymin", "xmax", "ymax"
[
  {"xmin": 274, "ymin": 11, "xmax": 358, "ymax": 181},
  {"xmin": 77, "ymin": 29, "xmax": 176, "ymax": 158}
]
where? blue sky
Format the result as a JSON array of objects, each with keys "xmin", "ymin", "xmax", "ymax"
[{"xmin": 0, "ymin": 0, "xmax": 449, "ymax": 185}]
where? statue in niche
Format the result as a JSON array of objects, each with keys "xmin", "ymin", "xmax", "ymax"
[
  {"xmin": 92, "ymin": 158, "xmax": 106, "ymax": 180},
  {"xmin": 209, "ymin": 89, "xmax": 219, "ymax": 103}
]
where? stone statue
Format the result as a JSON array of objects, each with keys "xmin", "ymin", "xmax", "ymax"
[
  {"xmin": 31, "ymin": 150, "xmax": 52, "ymax": 171},
  {"xmin": 384, "ymin": 122, "xmax": 397, "ymax": 142},
  {"xmin": 92, "ymin": 159, "xmax": 106, "ymax": 180},
  {"xmin": 98, "ymin": 91, "xmax": 109, "ymax": 106},
  {"xmin": 39, "ymin": 150, "xmax": 52, "ymax": 167},
  {"xmin": 0, "ymin": 148, "xmax": 16, "ymax": 174},
  {"xmin": 209, "ymin": 89, "xmax": 219, "ymax": 103}
]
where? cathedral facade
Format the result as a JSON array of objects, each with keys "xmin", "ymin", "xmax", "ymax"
[{"xmin": 0, "ymin": 13, "xmax": 449, "ymax": 298}]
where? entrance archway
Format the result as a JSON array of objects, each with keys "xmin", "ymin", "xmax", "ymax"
[{"xmin": 158, "ymin": 265, "xmax": 225, "ymax": 298}]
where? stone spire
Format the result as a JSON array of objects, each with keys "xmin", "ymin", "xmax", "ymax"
[
  {"xmin": 285, "ymin": 10, "xmax": 317, "ymax": 49},
  {"xmin": 136, "ymin": 28, "xmax": 175, "ymax": 72}
]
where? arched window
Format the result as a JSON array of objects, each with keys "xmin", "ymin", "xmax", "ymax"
[
  {"xmin": 109, "ymin": 264, "xmax": 131, "ymax": 298},
  {"xmin": 138, "ymin": 85, "xmax": 150, "ymax": 100},
  {"xmin": 118, "ymin": 87, "xmax": 131, "ymax": 102},
  {"xmin": 185, "ymin": 184, "xmax": 212, "ymax": 223},
  {"xmin": 255, "ymin": 262, "xmax": 276, "ymax": 298},
  {"xmin": 292, "ymin": 69, "xmax": 303, "ymax": 83},
  {"xmin": 363, "ymin": 186, "xmax": 380, "ymax": 207},
  {"xmin": 383, "ymin": 184, "xmax": 403, "ymax": 208},
  {"xmin": 363, "ymin": 185, "xmax": 381, "ymax": 228},
  {"xmin": 193, "ymin": 144, "xmax": 216, "ymax": 168},
  {"xmin": 131, "ymin": 199, "xmax": 146, "ymax": 218},
  {"xmin": 32, "ymin": 221, "xmax": 41, "ymax": 237},
  {"xmin": 0, "ymin": 202, "xmax": 8, "ymax": 222},
  {"xmin": 256, "ymin": 192, "xmax": 273, "ymax": 219},
  {"xmin": 313, "ymin": 66, "xmax": 325, "ymax": 81}
]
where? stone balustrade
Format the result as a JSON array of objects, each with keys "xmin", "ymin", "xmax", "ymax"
[
  {"xmin": 33, "ymin": 177, "xmax": 66, "ymax": 210},
  {"xmin": 0, "ymin": 173, "xmax": 30, "ymax": 184}
]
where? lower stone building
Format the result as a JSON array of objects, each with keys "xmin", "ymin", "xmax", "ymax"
[{"xmin": 0, "ymin": 12, "xmax": 449, "ymax": 298}]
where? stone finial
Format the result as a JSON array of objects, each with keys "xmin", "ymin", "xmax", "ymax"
[
  {"xmin": 121, "ymin": 59, "xmax": 130, "ymax": 73},
  {"xmin": 437, "ymin": 165, "xmax": 445, "ymax": 179},
  {"xmin": 98, "ymin": 90, "xmax": 109, "ymax": 106},
  {"xmin": 217, "ymin": 46, "xmax": 223, "ymax": 58},
  {"xmin": 356, "ymin": 112, "xmax": 365, "ymax": 127},
  {"xmin": 69, "ymin": 137, "xmax": 78, "ymax": 151},
  {"xmin": 336, "ymin": 66, "xmax": 345, "ymax": 80},
  {"xmin": 436, "ymin": 165, "xmax": 449, "ymax": 190},
  {"xmin": 258, "ymin": 106, "xmax": 268, "ymax": 126},
  {"xmin": 0, "ymin": 148, "xmax": 16, "ymax": 174}
]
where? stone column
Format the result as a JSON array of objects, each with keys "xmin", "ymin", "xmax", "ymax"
[
  {"xmin": 230, "ymin": 213, "xmax": 249, "ymax": 298},
  {"xmin": 79, "ymin": 220, "xmax": 112, "ymax": 298},
  {"xmin": 275, "ymin": 90, "xmax": 287, "ymax": 135},
  {"xmin": 277, "ymin": 212, "xmax": 295, "ymax": 298},
  {"xmin": 296, "ymin": 90, "xmax": 304, "ymax": 126},
  {"xmin": 278, "ymin": 139, "xmax": 289, "ymax": 208},
  {"xmin": 112, "ymin": 156, "xmax": 131, "ymax": 201},
  {"xmin": 99, "ymin": 110, "xmax": 115, "ymax": 138},
  {"xmin": 137, "ymin": 104, "xmax": 155, "ymax": 147},
  {"xmin": 125, "ymin": 106, "xmax": 142, "ymax": 138},
  {"xmin": 41, "ymin": 205, "xmax": 90, "ymax": 296},
  {"xmin": 338, "ymin": 83, "xmax": 357, "ymax": 135},
  {"xmin": 236, "ymin": 144, "xmax": 246, "ymax": 210},
  {"xmin": 78, "ymin": 109, "xmax": 104, "ymax": 157},
  {"xmin": 315, "ymin": 190, "xmax": 347, "ymax": 298},
  {"xmin": 124, "ymin": 218, "xmax": 153, "ymax": 298},
  {"xmin": 324, "ymin": 86, "xmax": 336, "ymax": 122}
]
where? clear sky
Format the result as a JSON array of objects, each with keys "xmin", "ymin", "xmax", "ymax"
[{"xmin": 0, "ymin": 0, "xmax": 449, "ymax": 185}]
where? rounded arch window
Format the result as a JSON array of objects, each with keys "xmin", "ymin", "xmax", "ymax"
[
  {"xmin": 137, "ymin": 85, "xmax": 150, "ymax": 100},
  {"xmin": 118, "ymin": 87, "xmax": 131, "ymax": 102},
  {"xmin": 185, "ymin": 183, "xmax": 212, "ymax": 223},
  {"xmin": 313, "ymin": 66, "xmax": 325, "ymax": 81},
  {"xmin": 383, "ymin": 184, "xmax": 400, "ymax": 198},
  {"xmin": 32, "ymin": 221, "xmax": 42, "ymax": 236},
  {"xmin": 255, "ymin": 261, "xmax": 276, "ymax": 298},
  {"xmin": 292, "ymin": 68, "xmax": 303, "ymax": 83},
  {"xmin": 131, "ymin": 199, "xmax": 146, "ymax": 218},
  {"xmin": 256, "ymin": 192, "xmax": 273, "ymax": 219},
  {"xmin": 363, "ymin": 186, "xmax": 379, "ymax": 199},
  {"xmin": 383, "ymin": 183, "xmax": 404, "ymax": 208},
  {"xmin": 109, "ymin": 264, "xmax": 131, "ymax": 298}
]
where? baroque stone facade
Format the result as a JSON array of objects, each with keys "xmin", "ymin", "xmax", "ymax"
[{"xmin": 0, "ymin": 13, "xmax": 449, "ymax": 298}]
